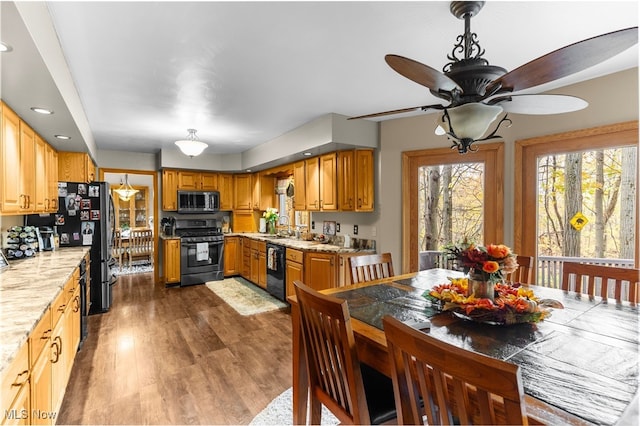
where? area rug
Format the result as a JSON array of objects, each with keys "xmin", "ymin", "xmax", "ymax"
[
  {"xmin": 205, "ymin": 277, "xmax": 288, "ymax": 316},
  {"xmin": 113, "ymin": 264, "xmax": 154, "ymax": 276},
  {"xmin": 249, "ymin": 387, "xmax": 338, "ymax": 425}
]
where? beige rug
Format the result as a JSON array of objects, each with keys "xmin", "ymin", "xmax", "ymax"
[
  {"xmin": 249, "ymin": 387, "xmax": 338, "ymax": 425},
  {"xmin": 205, "ymin": 277, "xmax": 288, "ymax": 316}
]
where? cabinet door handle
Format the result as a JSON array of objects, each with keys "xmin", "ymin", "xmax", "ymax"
[
  {"xmin": 58, "ymin": 304, "xmax": 66, "ymax": 312},
  {"xmin": 11, "ymin": 370, "xmax": 29, "ymax": 387},
  {"xmin": 73, "ymin": 296, "xmax": 80, "ymax": 312},
  {"xmin": 41, "ymin": 329, "xmax": 52, "ymax": 340}
]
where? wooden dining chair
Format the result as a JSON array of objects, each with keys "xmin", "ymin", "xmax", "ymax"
[
  {"xmin": 561, "ymin": 262, "xmax": 639, "ymax": 303},
  {"xmin": 293, "ymin": 280, "xmax": 397, "ymax": 425},
  {"xmin": 112, "ymin": 229, "xmax": 125, "ymax": 270},
  {"xmin": 128, "ymin": 228, "xmax": 153, "ymax": 267},
  {"xmin": 382, "ymin": 315, "xmax": 529, "ymax": 425},
  {"xmin": 507, "ymin": 255, "xmax": 535, "ymax": 284},
  {"xmin": 349, "ymin": 253, "xmax": 395, "ymax": 284}
]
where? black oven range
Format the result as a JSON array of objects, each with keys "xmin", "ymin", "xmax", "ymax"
[{"xmin": 174, "ymin": 218, "xmax": 224, "ymax": 286}]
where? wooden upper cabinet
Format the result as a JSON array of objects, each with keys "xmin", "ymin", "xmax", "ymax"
[
  {"xmin": 234, "ymin": 173, "xmax": 253, "ymax": 210},
  {"xmin": 177, "ymin": 170, "xmax": 218, "ymax": 190},
  {"xmin": 304, "ymin": 157, "xmax": 320, "ymax": 210},
  {"xmin": 293, "ymin": 161, "xmax": 306, "ymax": 211},
  {"xmin": 218, "ymin": 173, "xmax": 233, "ymax": 210},
  {"xmin": 19, "ymin": 122, "xmax": 36, "ymax": 213},
  {"xmin": 58, "ymin": 152, "xmax": 95, "ymax": 183},
  {"xmin": 162, "ymin": 169, "xmax": 178, "ymax": 211},
  {"xmin": 354, "ymin": 149, "xmax": 374, "ymax": 211},
  {"xmin": 177, "ymin": 170, "xmax": 199, "ymax": 190},
  {"xmin": 305, "ymin": 153, "xmax": 337, "ymax": 211},
  {"xmin": 1, "ymin": 103, "xmax": 23, "ymax": 214},
  {"xmin": 252, "ymin": 172, "xmax": 276, "ymax": 211},
  {"xmin": 338, "ymin": 149, "xmax": 374, "ymax": 212},
  {"xmin": 46, "ymin": 144, "xmax": 59, "ymax": 212},
  {"xmin": 34, "ymin": 135, "xmax": 47, "ymax": 212},
  {"xmin": 338, "ymin": 150, "xmax": 355, "ymax": 210}
]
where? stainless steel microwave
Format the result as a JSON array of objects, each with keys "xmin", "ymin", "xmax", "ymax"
[{"xmin": 177, "ymin": 190, "xmax": 220, "ymax": 213}]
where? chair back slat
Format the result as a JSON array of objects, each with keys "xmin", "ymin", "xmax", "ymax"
[
  {"xmin": 382, "ymin": 315, "xmax": 528, "ymax": 425},
  {"xmin": 294, "ymin": 280, "xmax": 371, "ymax": 425},
  {"xmin": 507, "ymin": 255, "xmax": 534, "ymax": 284},
  {"xmin": 561, "ymin": 262, "xmax": 639, "ymax": 303},
  {"xmin": 349, "ymin": 253, "xmax": 394, "ymax": 284}
]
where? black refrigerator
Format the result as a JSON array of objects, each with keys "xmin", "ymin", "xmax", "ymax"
[{"xmin": 27, "ymin": 181, "xmax": 117, "ymax": 314}]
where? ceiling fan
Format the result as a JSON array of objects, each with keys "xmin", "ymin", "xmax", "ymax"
[{"xmin": 350, "ymin": 1, "xmax": 638, "ymax": 153}]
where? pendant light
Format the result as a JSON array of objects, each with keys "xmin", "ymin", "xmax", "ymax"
[
  {"xmin": 114, "ymin": 174, "xmax": 138, "ymax": 201},
  {"xmin": 175, "ymin": 128, "xmax": 208, "ymax": 157}
]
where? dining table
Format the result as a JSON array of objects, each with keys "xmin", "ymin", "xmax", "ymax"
[{"xmin": 290, "ymin": 269, "xmax": 639, "ymax": 425}]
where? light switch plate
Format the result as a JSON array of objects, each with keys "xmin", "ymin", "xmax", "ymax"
[
  {"xmin": 353, "ymin": 225, "xmax": 358, "ymax": 235},
  {"xmin": 336, "ymin": 223, "xmax": 341, "ymax": 232}
]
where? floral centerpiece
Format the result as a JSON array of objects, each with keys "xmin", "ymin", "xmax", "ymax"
[
  {"xmin": 423, "ymin": 277, "xmax": 561, "ymax": 325},
  {"xmin": 263, "ymin": 207, "xmax": 279, "ymax": 234},
  {"xmin": 444, "ymin": 240, "xmax": 519, "ymax": 300}
]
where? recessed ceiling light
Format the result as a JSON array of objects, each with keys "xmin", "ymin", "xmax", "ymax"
[
  {"xmin": 31, "ymin": 107, "xmax": 54, "ymax": 115},
  {"xmin": 0, "ymin": 42, "xmax": 12, "ymax": 53},
  {"xmin": 246, "ymin": 169, "xmax": 252, "ymax": 172},
  {"xmin": 55, "ymin": 135, "xmax": 71, "ymax": 140},
  {"xmin": 302, "ymin": 152, "xmax": 312, "ymax": 156}
]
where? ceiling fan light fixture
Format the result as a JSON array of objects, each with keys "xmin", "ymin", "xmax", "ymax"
[
  {"xmin": 443, "ymin": 103, "xmax": 503, "ymax": 140},
  {"xmin": 113, "ymin": 174, "xmax": 139, "ymax": 201},
  {"xmin": 175, "ymin": 128, "xmax": 208, "ymax": 157}
]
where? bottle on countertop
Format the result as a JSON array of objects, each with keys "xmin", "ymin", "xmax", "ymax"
[
  {"xmin": 344, "ymin": 233, "xmax": 351, "ymax": 248},
  {"xmin": 53, "ymin": 226, "xmax": 59, "ymax": 250}
]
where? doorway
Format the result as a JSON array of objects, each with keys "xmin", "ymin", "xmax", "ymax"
[{"xmin": 100, "ymin": 168, "xmax": 159, "ymax": 282}]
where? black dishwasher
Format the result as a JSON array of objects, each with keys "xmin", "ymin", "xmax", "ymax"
[{"xmin": 266, "ymin": 243, "xmax": 286, "ymax": 302}]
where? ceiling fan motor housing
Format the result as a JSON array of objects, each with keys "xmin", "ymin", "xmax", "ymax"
[{"xmin": 440, "ymin": 60, "xmax": 507, "ymax": 105}]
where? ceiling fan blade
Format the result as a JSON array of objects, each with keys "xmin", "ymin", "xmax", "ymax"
[
  {"xmin": 487, "ymin": 27, "xmax": 638, "ymax": 94},
  {"xmin": 488, "ymin": 94, "xmax": 588, "ymax": 115},
  {"xmin": 348, "ymin": 104, "xmax": 445, "ymax": 120},
  {"xmin": 385, "ymin": 54, "xmax": 461, "ymax": 94}
]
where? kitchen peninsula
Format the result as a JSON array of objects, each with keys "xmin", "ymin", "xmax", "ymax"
[{"xmin": 0, "ymin": 247, "xmax": 89, "ymax": 423}]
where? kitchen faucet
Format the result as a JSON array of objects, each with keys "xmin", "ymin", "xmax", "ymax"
[{"xmin": 278, "ymin": 215, "xmax": 291, "ymax": 235}]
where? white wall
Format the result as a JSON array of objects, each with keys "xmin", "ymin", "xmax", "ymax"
[{"xmin": 377, "ymin": 68, "xmax": 639, "ymax": 272}]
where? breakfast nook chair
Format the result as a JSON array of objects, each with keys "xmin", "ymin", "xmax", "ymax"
[
  {"xmin": 382, "ymin": 315, "xmax": 529, "ymax": 425},
  {"xmin": 128, "ymin": 228, "xmax": 153, "ymax": 267},
  {"xmin": 349, "ymin": 253, "xmax": 395, "ymax": 284},
  {"xmin": 293, "ymin": 280, "xmax": 397, "ymax": 425},
  {"xmin": 561, "ymin": 262, "xmax": 639, "ymax": 303},
  {"xmin": 112, "ymin": 229, "xmax": 126, "ymax": 270}
]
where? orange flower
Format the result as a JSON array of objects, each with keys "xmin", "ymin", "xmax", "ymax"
[
  {"xmin": 486, "ymin": 244, "xmax": 511, "ymax": 259},
  {"xmin": 482, "ymin": 261, "xmax": 500, "ymax": 273}
]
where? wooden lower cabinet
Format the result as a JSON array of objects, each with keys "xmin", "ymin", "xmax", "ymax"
[
  {"xmin": 304, "ymin": 252, "xmax": 338, "ymax": 291},
  {"xmin": 285, "ymin": 248, "xmax": 304, "ymax": 299},
  {"xmin": 250, "ymin": 240, "xmax": 267, "ymax": 288},
  {"xmin": 1, "ymin": 341, "xmax": 30, "ymax": 425},
  {"xmin": 28, "ymin": 307, "xmax": 52, "ymax": 426},
  {"xmin": 223, "ymin": 236, "xmax": 241, "ymax": 276},
  {"xmin": 241, "ymin": 237, "xmax": 251, "ymax": 280},
  {"xmin": 163, "ymin": 239, "xmax": 181, "ymax": 284}
]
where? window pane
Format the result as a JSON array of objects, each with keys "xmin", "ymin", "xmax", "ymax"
[
  {"xmin": 537, "ymin": 146, "xmax": 637, "ymax": 259},
  {"xmin": 417, "ymin": 162, "xmax": 485, "ymax": 252}
]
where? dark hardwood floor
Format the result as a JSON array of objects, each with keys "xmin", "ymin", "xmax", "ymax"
[{"xmin": 57, "ymin": 272, "xmax": 293, "ymax": 425}]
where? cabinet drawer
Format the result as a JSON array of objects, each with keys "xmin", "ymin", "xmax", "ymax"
[
  {"xmin": 250, "ymin": 239, "xmax": 267, "ymax": 251},
  {"xmin": 286, "ymin": 248, "xmax": 304, "ymax": 264},
  {"xmin": 51, "ymin": 289, "xmax": 67, "ymax": 328},
  {"xmin": 63, "ymin": 269, "xmax": 79, "ymax": 304},
  {"xmin": 1, "ymin": 341, "xmax": 29, "ymax": 414},
  {"xmin": 29, "ymin": 307, "xmax": 52, "ymax": 366}
]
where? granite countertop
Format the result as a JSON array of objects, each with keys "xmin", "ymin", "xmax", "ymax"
[
  {"xmin": 0, "ymin": 247, "xmax": 90, "ymax": 376},
  {"xmin": 225, "ymin": 232, "xmax": 373, "ymax": 254}
]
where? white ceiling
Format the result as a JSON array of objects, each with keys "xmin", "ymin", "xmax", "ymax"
[{"xmin": 1, "ymin": 1, "xmax": 638, "ymax": 161}]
